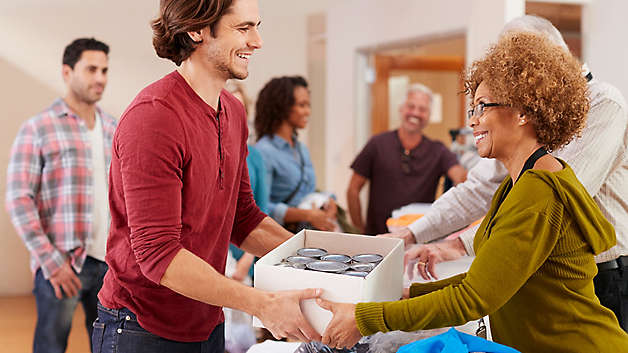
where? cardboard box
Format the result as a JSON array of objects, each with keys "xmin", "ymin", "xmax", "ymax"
[{"xmin": 253, "ymin": 230, "xmax": 404, "ymax": 334}]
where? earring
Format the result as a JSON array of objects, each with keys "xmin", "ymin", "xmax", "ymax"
[{"xmin": 518, "ymin": 113, "xmax": 526, "ymax": 124}]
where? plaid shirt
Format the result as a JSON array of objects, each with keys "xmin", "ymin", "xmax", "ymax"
[{"xmin": 5, "ymin": 98, "xmax": 117, "ymax": 279}]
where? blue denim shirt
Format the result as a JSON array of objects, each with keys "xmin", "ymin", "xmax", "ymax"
[
  {"xmin": 246, "ymin": 144, "xmax": 269, "ymax": 214},
  {"xmin": 229, "ymin": 144, "xmax": 270, "ymax": 279},
  {"xmin": 255, "ymin": 134, "xmax": 316, "ymax": 224}
]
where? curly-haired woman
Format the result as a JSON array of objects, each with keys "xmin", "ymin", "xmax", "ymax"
[
  {"xmin": 254, "ymin": 76, "xmax": 339, "ymax": 232},
  {"xmin": 316, "ymin": 32, "xmax": 628, "ymax": 352}
]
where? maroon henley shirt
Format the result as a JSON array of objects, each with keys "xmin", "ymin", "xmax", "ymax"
[{"xmin": 98, "ymin": 71, "xmax": 266, "ymax": 342}]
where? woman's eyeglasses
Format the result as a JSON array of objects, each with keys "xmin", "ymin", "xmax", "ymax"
[{"xmin": 467, "ymin": 102, "xmax": 504, "ymax": 121}]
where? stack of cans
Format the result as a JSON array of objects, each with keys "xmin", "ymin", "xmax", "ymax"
[{"xmin": 274, "ymin": 247, "xmax": 383, "ymax": 278}]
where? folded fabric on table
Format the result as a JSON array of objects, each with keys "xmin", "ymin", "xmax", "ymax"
[{"xmin": 396, "ymin": 328, "xmax": 520, "ymax": 353}]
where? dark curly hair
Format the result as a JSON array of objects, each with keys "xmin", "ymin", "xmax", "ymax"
[
  {"xmin": 151, "ymin": 0, "xmax": 233, "ymax": 66},
  {"xmin": 464, "ymin": 32, "xmax": 589, "ymax": 152},
  {"xmin": 254, "ymin": 76, "xmax": 308, "ymax": 141},
  {"xmin": 63, "ymin": 38, "xmax": 109, "ymax": 69}
]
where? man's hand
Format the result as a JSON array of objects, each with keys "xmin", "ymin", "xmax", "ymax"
[
  {"xmin": 48, "ymin": 260, "xmax": 82, "ymax": 299},
  {"xmin": 317, "ymin": 299, "xmax": 362, "ymax": 349},
  {"xmin": 378, "ymin": 227, "xmax": 416, "ymax": 247},
  {"xmin": 255, "ymin": 288, "xmax": 322, "ymax": 342},
  {"xmin": 405, "ymin": 238, "xmax": 467, "ymax": 280}
]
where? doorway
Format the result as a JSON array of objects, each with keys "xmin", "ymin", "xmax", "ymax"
[{"xmin": 368, "ymin": 35, "xmax": 466, "ymax": 148}]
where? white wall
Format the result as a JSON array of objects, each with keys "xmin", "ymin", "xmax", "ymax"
[
  {"xmin": 0, "ymin": 0, "xmax": 336, "ymax": 118},
  {"xmin": 325, "ymin": 0, "xmax": 515, "ymax": 206},
  {"xmin": 466, "ymin": 0, "xmax": 525, "ymax": 62},
  {"xmin": 582, "ymin": 0, "xmax": 628, "ymax": 98},
  {"xmin": 0, "ymin": 0, "xmax": 335, "ymax": 295},
  {"xmin": 0, "ymin": 59, "xmax": 60, "ymax": 295},
  {"xmin": 0, "ymin": 1, "xmax": 173, "ymax": 119}
]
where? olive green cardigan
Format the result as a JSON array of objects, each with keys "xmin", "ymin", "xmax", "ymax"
[{"xmin": 356, "ymin": 162, "xmax": 628, "ymax": 352}]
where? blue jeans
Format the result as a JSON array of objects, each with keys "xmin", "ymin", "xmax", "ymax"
[
  {"xmin": 93, "ymin": 304, "xmax": 225, "ymax": 353},
  {"xmin": 33, "ymin": 256, "xmax": 108, "ymax": 353}
]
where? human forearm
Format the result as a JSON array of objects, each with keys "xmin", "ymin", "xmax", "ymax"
[
  {"xmin": 346, "ymin": 188, "xmax": 364, "ymax": 232},
  {"xmin": 356, "ymin": 278, "xmax": 486, "ymax": 336},
  {"xmin": 238, "ymin": 253, "xmax": 255, "ymax": 270},
  {"xmin": 6, "ymin": 197, "xmax": 64, "ymax": 277},
  {"xmin": 233, "ymin": 253, "xmax": 255, "ymax": 281},
  {"xmin": 409, "ymin": 272, "xmax": 466, "ymax": 297},
  {"xmin": 239, "ymin": 216, "xmax": 293, "ymax": 257},
  {"xmin": 161, "ymin": 247, "xmax": 321, "ymax": 341},
  {"xmin": 284, "ymin": 207, "xmax": 336, "ymax": 231},
  {"xmin": 5, "ymin": 124, "xmax": 63, "ymax": 277},
  {"xmin": 283, "ymin": 207, "xmax": 314, "ymax": 224},
  {"xmin": 6, "ymin": 184, "xmax": 64, "ymax": 277},
  {"xmin": 160, "ymin": 248, "xmax": 265, "ymax": 315},
  {"xmin": 408, "ymin": 159, "xmax": 503, "ymax": 243},
  {"xmin": 385, "ymin": 209, "xmax": 561, "ymax": 334}
]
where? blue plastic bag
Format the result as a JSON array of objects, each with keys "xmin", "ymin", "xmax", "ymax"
[{"xmin": 396, "ymin": 328, "xmax": 520, "ymax": 353}]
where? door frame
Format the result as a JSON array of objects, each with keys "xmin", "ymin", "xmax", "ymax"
[{"xmin": 370, "ymin": 55, "xmax": 465, "ymax": 136}]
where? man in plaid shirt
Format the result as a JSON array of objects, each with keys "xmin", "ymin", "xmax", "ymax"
[{"xmin": 5, "ymin": 38, "xmax": 116, "ymax": 353}]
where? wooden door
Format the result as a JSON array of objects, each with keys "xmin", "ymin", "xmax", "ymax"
[{"xmin": 370, "ymin": 55, "xmax": 465, "ymax": 136}]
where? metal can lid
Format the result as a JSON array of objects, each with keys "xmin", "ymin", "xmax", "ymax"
[
  {"xmin": 306, "ymin": 260, "xmax": 350, "ymax": 273},
  {"xmin": 320, "ymin": 254, "xmax": 352, "ymax": 263},
  {"xmin": 343, "ymin": 271, "xmax": 369, "ymax": 278},
  {"xmin": 286, "ymin": 256, "xmax": 316, "ymax": 265},
  {"xmin": 352, "ymin": 253, "xmax": 383, "ymax": 263},
  {"xmin": 296, "ymin": 247, "xmax": 328, "ymax": 258},
  {"xmin": 291, "ymin": 262, "xmax": 307, "ymax": 269},
  {"xmin": 351, "ymin": 262, "xmax": 375, "ymax": 272}
]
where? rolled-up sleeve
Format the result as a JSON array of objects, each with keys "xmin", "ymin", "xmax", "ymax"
[
  {"xmin": 114, "ymin": 101, "xmax": 185, "ymax": 285},
  {"xmin": 408, "ymin": 158, "xmax": 505, "ymax": 243},
  {"xmin": 5, "ymin": 121, "xmax": 65, "ymax": 278}
]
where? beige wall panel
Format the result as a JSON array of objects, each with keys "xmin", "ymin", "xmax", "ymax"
[{"xmin": 0, "ymin": 58, "xmax": 59, "ymax": 294}]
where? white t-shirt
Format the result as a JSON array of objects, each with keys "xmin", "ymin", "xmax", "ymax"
[{"xmin": 86, "ymin": 112, "xmax": 109, "ymax": 262}]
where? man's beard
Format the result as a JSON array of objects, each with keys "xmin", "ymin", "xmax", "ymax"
[
  {"xmin": 74, "ymin": 87, "xmax": 101, "ymax": 105},
  {"xmin": 214, "ymin": 58, "xmax": 248, "ymax": 81},
  {"xmin": 223, "ymin": 64, "xmax": 248, "ymax": 80}
]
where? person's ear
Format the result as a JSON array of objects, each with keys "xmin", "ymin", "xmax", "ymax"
[
  {"xmin": 187, "ymin": 30, "xmax": 204, "ymax": 43},
  {"xmin": 61, "ymin": 64, "xmax": 72, "ymax": 83}
]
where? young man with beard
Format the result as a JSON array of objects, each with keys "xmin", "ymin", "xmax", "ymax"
[
  {"xmin": 94, "ymin": 0, "xmax": 320, "ymax": 352},
  {"xmin": 6, "ymin": 38, "xmax": 115, "ymax": 353},
  {"xmin": 347, "ymin": 84, "xmax": 467, "ymax": 235}
]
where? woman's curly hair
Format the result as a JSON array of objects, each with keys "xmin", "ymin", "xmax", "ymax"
[
  {"xmin": 151, "ymin": 0, "xmax": 233, "ymax": 66},
  {"xmin": 464, "ymin": 32, "xmax": 589, "ymax": 151},
  {"xmin": 254, "ymin": 76, "xmax": 308, "ymax": 141}
]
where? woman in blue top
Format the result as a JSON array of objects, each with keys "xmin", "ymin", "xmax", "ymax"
[
  {"xmin": 225, "ymin": 80, "xmax": 269, "ymax": 281},
  {"xmin": 254, "ymin": 76, "xmax": 338, "ymax": 231}
]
